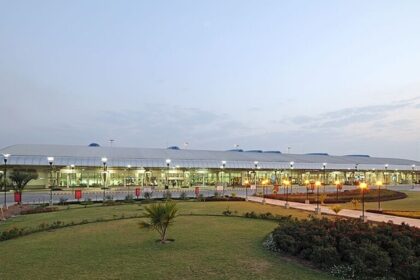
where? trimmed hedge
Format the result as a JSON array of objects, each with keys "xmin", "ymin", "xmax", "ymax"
[{"xmin": 265, "ymin": 216, "xmax": 420, "ymax": 280}]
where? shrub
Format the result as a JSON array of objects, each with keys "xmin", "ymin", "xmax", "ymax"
[
  {"xmin": 124, "ymin": 194, "xmax": 134, "ymax": 202},
  {"xmin": 81, "ymin": 198, "xmax": 93, "ymax": 208},
  {"xmin": 268, "ymin": 217, "xmax": 420, "ymax": 280},
  {"xmin": 231, "ymin": 192, "xmax": 237, "ymax": 198},
  {"xmin": 143, "ymin": 191, "xmax": 153, "ymax": 200},
  {"xmin": 179, "ymin": 191, "xmax": 188, "ymax": 200},
  {"xmin": 58, "ymin": 197, "xmax": 68, "ymax": 205},
  {"xmin": 197, "ymin": 194, "xmax": 205, "ymax": 202},
  {"xmin": 222, "ymin": 207, "xmax": 232, "ymax": 216},
  {"xmin": 244, "ymin": 211, "xmax": 258, "ymax": 219},
  {"xmin": 21, "ymin": 206, "xmax": 58, "ymax": 215},
  {"xmin": 163, "ymin": 190, "xmax": 172, "ymax": 200},
  {"xmin": 351, "ymin": 199, "xmax": 360, "ymax": 209}
]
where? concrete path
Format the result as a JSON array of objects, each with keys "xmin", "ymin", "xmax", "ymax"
[{"xmin": 245, "ymin": 196, "xmax": 420, "ymax": 228}]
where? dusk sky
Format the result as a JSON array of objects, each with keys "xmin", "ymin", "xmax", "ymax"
[{"xmin": 0, "ymin": 1, "xmax": 419, "ymax": 160}]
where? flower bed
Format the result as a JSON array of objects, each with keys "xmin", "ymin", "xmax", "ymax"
[
  {"xmin": 264, "ymin": 189, "xmax": 406, "ymax": 204},
  {"xmin": 265, "ymin": 216, "xmax": 420, "ymax": 280}
]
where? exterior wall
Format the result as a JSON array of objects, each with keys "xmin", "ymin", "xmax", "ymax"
[{"xmin": 5, "ymin": 165, "xmax": 419, "ymax": 189}]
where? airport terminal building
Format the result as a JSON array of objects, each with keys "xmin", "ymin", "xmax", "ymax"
[{"xmin": 0, "ymin": 144, "xmax": 419, "ymax": 189}]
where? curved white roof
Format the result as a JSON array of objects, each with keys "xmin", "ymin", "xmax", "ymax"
[{"xmin": 0, "ymin": 144, "xmax": 419, "ymax": 171}]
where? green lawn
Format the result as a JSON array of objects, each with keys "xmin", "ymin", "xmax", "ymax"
[
  {"xmin": 342, "ymin": 190, "xmax": 420, "ymax": 211},
  {"xmin": 0, "ymin": 201, "xmax": 313, "ymax": 232},
  {"xmin": 0, "ymin": 202, "xmax": 332, "ymax": 280}
]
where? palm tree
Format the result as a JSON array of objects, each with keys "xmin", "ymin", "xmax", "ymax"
[
  {"xmin": 140, "ymin": 201, "xmax": 178, "ymax": 243},
  {"xmin": 9, "ymin": 170, "xmax": 38, "ymax": 205}
]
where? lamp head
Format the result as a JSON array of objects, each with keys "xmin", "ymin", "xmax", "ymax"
[
  {"xmin": 334, "ymin": 180, "xmax": 340, "ymax": 185},
  {"xmin": 359, "ymin": 182, "xmax": 368, "ymax": 190},
  {"xmin": 315, "ymin": 181, "xmax": 321, "ymax": 187},
  {"xmin": 304, "ymin": 179, "xmax": 310, "ymax": 185},
  {"xmin": 3, "ymin": 154, "xmax": 10, "ymax": 159},
  {"xmin": 165, "ymin": 159, "xmax": 171, "ymax": 164},
  {"xmin": 47, "ymin": 156, "xmax": 54, "ymax": 163},
  {"xmin": 376, "ymin": 181, "xmax": 383, "ymax": 187},
  {"xmin": 127, "ymin": 164, "xmax": 131, "ymax": 168}
]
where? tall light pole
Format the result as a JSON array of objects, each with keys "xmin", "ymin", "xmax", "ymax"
[
  {"xmin": 322, "ymin": 163, "xmax": 327, "ymax": 193},
  {"xmin": 254, "ymin": 161, "xmax": 258, "ymax": 195},
  {"xmin": 412, "ymin": 164, "xmax": 416, "ymax": 189},
  {"xmin": 315, "ymin": 181, "xmax": 321, "ymax": 215},
  {"xmin": 384, "ymin": 164, "xmax": 388, "ymax": 185},
  {"xmin": 3, "ymin": 154, "xmax": 10, "ymax": 209},
  {"xmin": 221, "ymin": 161, "xmax": 226, "ymax": 196},
  {"xmin": 283, "ymin": 179, "xmax": 291, "ymax": 208},
  {"xmin": 101, "ymin": 157, "xmax": 108, "ymax": 201},
  {"xmin": 334, "ymin": 180, "xmax": 342, "ymax": 202},
  {"xmin": 244, "ymin": 179, "xmax": 249, "ymax": 201},
  {"xmin": 262, "ymin": 179, "xmax": 268, "ymax": 204},
  {"xmin": 289, "ymin": 161, "xmax": 294, "ymax": 191},
  {"xmin": 126, "ymin": 164, "xmax": 131, "ymax": 188},
  {"xmin": 165, "ymin": 159, "xmax": 171, "ymax": 189},
  {"xmin": 47, "ymin": 157, "xmax": 54, "ymax": 206},
  {"xmin": 376, "ymin": 181, "xmax": 383, "ymax": 211},
  {"xmin": 359, "ymin": 182, "xmax": 368, "ymax": 222},
  {"xmin": 304, "ymin": 179, "xmax": 310, "ymax": 204}
]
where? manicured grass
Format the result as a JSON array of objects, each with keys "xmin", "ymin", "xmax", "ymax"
[
  {"xmin": 342, "ymin": 191, "xmax": 420, "ymax": 211},
  {"xmin": 0, "ymin": 201, "xmax": 312, "ymax": 232},
  {"xmin": 0, "ymin": 202, "xmax": 331, "ymax": 280}
]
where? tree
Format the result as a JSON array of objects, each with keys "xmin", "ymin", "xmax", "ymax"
[
  {"xmin": 139, "ymin": 201, "xmax": 178, "ymax": 243},
  {"xmin": 9, "ymin": 170, "xmax": 38, "ymax": 205}
]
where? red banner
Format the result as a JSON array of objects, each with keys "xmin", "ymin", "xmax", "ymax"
[
  {"xmin": 14, "ymin": 192, "xmax": 22, "ymax": 203},
  {"xmin": 75, "ymin": 190, "xmax": 82, "ymax": 200},
  {"xmin": 135, "ymin": 188, "xmax": 141, "ymax": 197},
  {"xmin": 195, "ymin": 187, "xmax": 200, "ymax": 196}
]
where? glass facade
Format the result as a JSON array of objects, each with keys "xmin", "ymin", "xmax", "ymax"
[{"xmin": 20, "ymin": 166, "xmax": 420, "ymax": 189}]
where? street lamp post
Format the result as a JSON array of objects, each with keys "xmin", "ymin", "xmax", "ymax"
[
  {"xmin": 384, "ymin": 164, "xmax": 388, "ymax": 185},
  {"xmin": 412, "ymin": 165, "xmax": 416, "ymax": 189},
  {"xmin": 262, "ymin": 179, "xmax": 268, "ymax": 204},
  {"xmin": 322, "ymin": 163, "xmax": 327, "ymax": 193},
  {"xmin": 376, "ymin": 181, "xmax": 383, "ymax": 211},
  {"xmin": 221, "ymin": 161, "xmax": 226, "ymax": 196},
  {"xmin": 283, "ymin": 179, "xmax": 291, "ymax": 208},
  {"xmin": 315, "ymin": 181, "xmax": 321, "ymax": 215},
  {"xmin": 334, "ymin": 180, "xmax": 342, "ymax": 202},
  {"xmin": 289, "ymin": 161, "xmax": 294, "ymax": 185},
  {"xmin": 47, "ymin": 157, "xmax": 54, "ymax": 206},
  {"xmin": 359, "ymin": 182, "xmax": 368, "ymax": 222},
  {"xmin": 244, "ymin": 179, "xmax": 249, "ymax": 201},
  {"xmin": 101, "ymin": 157, "xmax": 107, "ymax": 201},
  {"xmin": 165, "ymin": 159, "xmax": 171, "ymax": 190},
  {"xmin": 304, "ymin": 179, "xmax": 310, "ymax": 204},
  {"xmin": 3, "ymin": 154, "xmax": 10, "ymax": 209},
  {"xmin": 254, "ymin": 161, "xmax": 258, "ymax": 195}
]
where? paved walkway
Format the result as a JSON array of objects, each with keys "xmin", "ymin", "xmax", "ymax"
[{"xmin": 246, "ymin": 196, "xmax": 420, "ymax": 228}]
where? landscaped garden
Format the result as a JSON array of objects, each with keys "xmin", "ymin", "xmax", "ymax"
[{"xmin": 0, "ymin": 201, "xmax": 332, "ymax": 280}]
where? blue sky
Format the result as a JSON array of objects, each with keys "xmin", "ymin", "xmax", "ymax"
[{"xmin": 0, "ymin": 1, "xmax": 419, "ymax": 159}]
